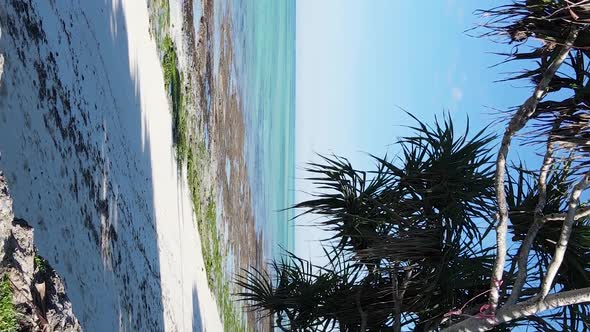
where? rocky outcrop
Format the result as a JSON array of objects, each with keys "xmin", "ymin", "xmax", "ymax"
[{"xmin": 0, "ymin": 172, "xmax": 82, "ymax": 331}]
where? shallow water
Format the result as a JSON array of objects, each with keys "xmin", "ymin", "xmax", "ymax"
[{"xmin": 211, "ymin": 0, "xmax": 296, "ymax": 259}]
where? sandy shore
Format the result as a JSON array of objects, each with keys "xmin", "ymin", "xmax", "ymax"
[{"xmin": 0, "ymin": 0, "xmax": 222, "ymax": 331}]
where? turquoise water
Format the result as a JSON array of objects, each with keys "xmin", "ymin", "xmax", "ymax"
[{"xmin": 213, "ymin": 0, "xmax": 296, "ymax": 259}]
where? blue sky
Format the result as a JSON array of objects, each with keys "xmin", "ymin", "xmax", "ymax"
[{"xmin": 294, "ymin": 0, "xmax": 537, "ymax": 260}]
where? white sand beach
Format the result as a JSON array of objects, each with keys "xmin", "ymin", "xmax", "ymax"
[{"xmin": 0, "ymin": 0, "xmax": 222, "ymax": 330}]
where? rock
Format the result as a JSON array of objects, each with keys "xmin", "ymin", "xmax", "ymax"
[
  {"xmin": 0, "ymin": 172, "xmax": 12, "ymax": 240},
  {"xmin": 0, "ymin": 172, "xmax": 83, "ymax": 331}
]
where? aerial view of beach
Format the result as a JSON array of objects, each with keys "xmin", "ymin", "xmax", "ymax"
[{"xmin": 2, "ymin": 0, "xmax": 590, "ymax": 331}]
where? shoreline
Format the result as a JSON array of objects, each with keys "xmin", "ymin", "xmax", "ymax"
[
  {"xmin": 152, "ymin": 0, "xmax": 271, "ymax": 330},
  {"xmin": 0, "ymin": 0, "xmax": 270, "ymax": 329}
]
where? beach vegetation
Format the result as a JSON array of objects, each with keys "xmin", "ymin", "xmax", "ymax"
[
  {"xmin": 187, "ymin": 142, "xmax": 246, "ymax": 331},
  {"xmin": 34, "ymin": 254, "xmax": 46, "ymax": 275},
  {"xmin": 237, "ymin": 1, "xmax": 590, "ymax": 331},
  {"xmin": 159, "ymin": 0, "xmax": 170, "ymax": 31},
  {"xmin": 0, "ymin": 274, "xmax": 18, "ymax": 332},
  {"xmin": 162, "ymin": 35, "xmax": 188, "ymax": 162},
  {"xmin": 148, "ymin": 0, "xmax": 188, "ymax": 164},
  {"xmin": 147, "ymin": 0, "xmax": 170, "ymax": 42},
  {"xmin": 201, "ymin": 198, "xmax": 247, "ymax": 331}
]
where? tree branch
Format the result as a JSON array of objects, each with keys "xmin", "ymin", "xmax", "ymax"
[
  {"xmin": 489, "ymin": 27, "xmax": 580, "ymax": 310},
  {"xmin": 443, "ymin": 287, "xmax": 590, "ymax": 332},
  {"xmin": 392, "ymin": 270, "xmax": 401, "ymax": 332},
  {"xmin": 356, "ymin": 287, "xmax": 367, "ymax": 331},
  {"xmin": 392, "ymin": 267, "xmax": 412, "ymax": 332},
  {"xmin": 507, "ymin": 127, "xmax": 557, "ymax": 305},
  {"xmin": 543, "ymin": 207, "xmax": 590, "ymax": 222},
  {"xmin": 538, "ymin": 171, "xmax": 590, "ymax": 299}
]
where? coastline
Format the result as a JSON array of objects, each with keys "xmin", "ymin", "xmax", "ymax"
[
  {"xmin": 152, "ymin": 0, "xmax": 271, "ymax": 330},
  {"xmin": 0, "ymin": 0, "xmax": 276, "ymax": 330}
]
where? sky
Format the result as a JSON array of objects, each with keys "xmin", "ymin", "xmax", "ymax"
[{"xmin": 294, "ymin": 0, "xmax": 537, "ymax": 261}]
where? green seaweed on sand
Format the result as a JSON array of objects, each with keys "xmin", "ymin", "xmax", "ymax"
[
  {"xmin": 147, "ymin": 0, "xmax": 170, "ymax": 43},
  {"xmin": 0, "ymin": 275, "xmax": 18, "ymax": 332},
  {"xmin": 148, "ymin": 0, "xmax": 187, "ymax": 163},
  {"xmin": 200, "ymin": 199, "xmax": 246, "ymax": 332},
  {"xmin": 188, "ymin": 143, "xmax": 246, "ymax": 331},
  {"xmin": 162, "ymin": 36, "xmax": 188, "ymax": 163}
]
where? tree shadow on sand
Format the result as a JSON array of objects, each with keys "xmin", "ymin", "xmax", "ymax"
[{"xmin": 0, "ymin": 0, "xmax": 202, "ymax": 330}]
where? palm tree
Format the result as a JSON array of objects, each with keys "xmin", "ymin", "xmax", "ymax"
[
  {"xmin": 237, "ymin": 115, "xmax": 499, "ymax": 331},
  {"xmin": 237, "ymin": 1, "xmax": 590, "ymax": 330}
]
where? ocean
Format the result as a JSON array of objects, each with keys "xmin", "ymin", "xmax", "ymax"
[{"xmin": 212, "ymin": 0, "xmax": 297, "ymax": 260}]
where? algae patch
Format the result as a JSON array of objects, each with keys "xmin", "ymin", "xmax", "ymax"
[
  {"xmin": 0, "ymin": 275, "xmax": 17, "ymax": 332},
  {"xmin": 162, "ymin": 35, "xmax": 188, "ymax": 162}
]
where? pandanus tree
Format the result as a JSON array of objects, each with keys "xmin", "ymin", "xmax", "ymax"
[
  {"xmin": 237, "ymin": 1, "xmax": 590, "ymax": 331},
  {"xmin": 238, "ymin": 115, "xmax": 499, "ymax": 331}
]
